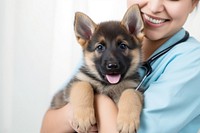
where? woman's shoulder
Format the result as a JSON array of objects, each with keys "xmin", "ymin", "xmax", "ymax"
[
  {"xmin": 164, "ymin": 36, "xmax": 200, "ymax": 68},
  {"xmin": 172, "ymin": 36, "xmax": 200, "ymax": 56},
  {"xmin": 188, "ymin": 36, "xmax": 200, "ymax": 47}
]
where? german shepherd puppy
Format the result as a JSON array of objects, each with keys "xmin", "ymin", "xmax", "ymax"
[{"xmin": 51, "ymin": 4, "xmax": 144, "ymax": 133}]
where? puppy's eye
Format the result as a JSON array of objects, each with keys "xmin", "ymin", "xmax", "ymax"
[
  {"xmin": 119, "ymin": 43, "xmax": 128, "ymax": 50},
  {"xmin": 96, "ymin": 44, "xmax": 105, "ymax": 52}
]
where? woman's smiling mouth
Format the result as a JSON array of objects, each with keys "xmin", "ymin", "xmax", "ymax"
[{"xmin": 143, "ymin": 14, "xmax": 170, "ymax": 27}]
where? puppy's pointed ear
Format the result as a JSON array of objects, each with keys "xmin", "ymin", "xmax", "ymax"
[
  {"xmin": 121, "ymin": 4, "xmax": 144, "ymax": 42},
  {"xmin": 74, "ymin": 12, "xmax": 96, "ymax": 47}
]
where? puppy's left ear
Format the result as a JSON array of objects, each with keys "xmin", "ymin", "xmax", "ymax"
[
  {"xmin": 121, "ymin": 4, "xmax": 144, "ymax": 42},
  {"xmin": 74, "ymin": 12, "xmax": 97, "ymax": 47}
]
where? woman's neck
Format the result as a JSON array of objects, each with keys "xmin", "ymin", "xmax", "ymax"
[{"xmin": 141, "ymin": 37, "xmax": 169, "ymax": 61}]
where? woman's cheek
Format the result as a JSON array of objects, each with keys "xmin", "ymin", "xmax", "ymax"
[{"xmin": 127, "ymin": 0, "xmax": 146, "ymax": 8}]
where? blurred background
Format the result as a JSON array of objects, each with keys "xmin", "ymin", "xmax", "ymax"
[{"xmin": 0, "ymin": 0, "xmax": 199, "ymax": 132}]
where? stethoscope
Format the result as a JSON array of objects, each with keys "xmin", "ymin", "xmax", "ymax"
[{"xmin": 136, "ymin": 31, "xmax": 189, "ymax": 91}]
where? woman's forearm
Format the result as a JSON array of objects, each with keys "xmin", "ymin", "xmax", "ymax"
[
  {"xmin": 40, "ymin": 104, "xmax": 74, "ymax": 133},
  {"xmin": 94, "ymin": 94, "xmax": 118, "ymax": 133},
  {"xmin": 40, "ymin": 94, "xmax": 119, "ymax": 133}
]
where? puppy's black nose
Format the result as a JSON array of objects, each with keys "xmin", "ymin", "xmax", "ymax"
[{"xmin": 106, "ymin": 62, "xmax": 119, "ymax": 70}]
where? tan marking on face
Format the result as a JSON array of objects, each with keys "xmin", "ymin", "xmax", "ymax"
[
  {"xmin": 97, "ymin": 36, "xmax": 105, "ymax": 43},
  {"xmin": 84, "ymin": 50, "xmax": 102, "ymax": 80},
  {"xmin": 115, "ymin": 35, "xmax": 130, "ymax": 55},
  {"xmin": 125, "ymin": 48, "xmax": 141, "ymax": 78},
  {"xmin": 94, "ymin": 36, "xmax": 105, "ymax": 57}
]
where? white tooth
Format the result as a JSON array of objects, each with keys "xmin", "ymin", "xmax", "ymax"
[{"xmin": 144, "ymin": 14, "xmax": 165, "ymax": 24}]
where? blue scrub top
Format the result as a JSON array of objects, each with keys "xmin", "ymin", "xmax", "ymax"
[{"xmin": 138, "ymin": 28, "xmax": 200, "ymax": 133}]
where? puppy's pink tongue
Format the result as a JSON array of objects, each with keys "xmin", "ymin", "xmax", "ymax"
[{"xmin": 106, "ymin": 74, "xmax": 121, "ymax": 84}]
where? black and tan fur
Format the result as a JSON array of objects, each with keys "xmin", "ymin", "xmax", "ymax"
[{"xmin": 51, "ymin": 5, "xmax": 144, "ymax": 133}]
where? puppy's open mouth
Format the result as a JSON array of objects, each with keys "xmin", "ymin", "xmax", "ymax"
[{"xmin": 105, "ymin": 74, "xmax": 121, "ymax": 84}]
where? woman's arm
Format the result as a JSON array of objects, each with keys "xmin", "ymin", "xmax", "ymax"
[
  {"xmin": 94, "ymin": 94, "xmax": 118, "ymax": 133},
  {"xmin": 40, "ymin": 94, "xmax": 119, "ymax": 133},
  {"xmin": 40, "ymin": 104, "xmax": 74, "ymax": 133}
]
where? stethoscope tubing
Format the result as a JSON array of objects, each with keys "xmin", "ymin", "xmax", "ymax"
[{"xmin": 136, "ymin": 31, "xmax": 189, "ymax": 92}]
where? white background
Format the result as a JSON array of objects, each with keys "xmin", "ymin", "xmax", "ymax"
[{"xmin": 0, "ymin": 0, "xmax": 199, "ymax": 132}]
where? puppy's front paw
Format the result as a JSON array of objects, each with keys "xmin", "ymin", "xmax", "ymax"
[
  {"xmin": 117, "ymin": 89, "xmax": 143, "ymax": 133},
  {"xmin": 71, "ymin": 107, "xmax": 96, "ymax": 132},
  {"xmin": 117, "ymin": 111, "xmax": 140, "ymax": 133}
]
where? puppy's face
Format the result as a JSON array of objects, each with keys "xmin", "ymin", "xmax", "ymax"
[
  {"xmin": 86, "ymin": 22, "xmax": 141, "ymax": 84},
  {"xmin": 74, "ymin": 5, "xmax": 144, "ymax": 84}
]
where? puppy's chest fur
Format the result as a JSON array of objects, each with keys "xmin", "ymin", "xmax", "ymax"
[{"xmin": 75, "ymin": 70, "xmax": 140, "ymax": 103}]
